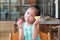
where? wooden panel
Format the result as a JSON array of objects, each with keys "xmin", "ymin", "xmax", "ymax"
[
  {"xmin": 9, "ymin": 31, "xmax": 49, "ymax": 40},
  {"xmin": 40, "ymin": 31, "xmax": 48, "ymax": 40},
  {"xmin": 10, "ymin": 32, "xmax": 19, "ymax": 40},
  {"xmin": 28, "ymin": 0, "xmax": 36, "ymax": 4},
  {"xmin": 0, "ymin": 21, "xmax": 15, "ymax": 32}
]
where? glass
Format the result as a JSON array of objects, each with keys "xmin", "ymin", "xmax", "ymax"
[
  {"xmin": 22, "ymin": 5, "xmax": 28, "ymax": 15},
  {"xmin": 0, "ymin": 1, "xmax": 1, "ymax": 20},
  {"xmin": 22, "ymin": 0, "xmax": 29, "ymax": 15},
  {"xmin": 40, "ymin": 0, "xmax": 55, "ymax": 17},
  {"xmin": 0, "ymin": 0, "xmax": 21, "ymax": 21},
  {"xmin": 11, "ymin": 0, "xmax": 20, "ymax": 20},
  {"xmin": 22, "ymin": 0, "xmax": 36, "ymax": 16},
  {"xmin": 0, "ymin": 0, "xmax": 10, "ymax": 20}
]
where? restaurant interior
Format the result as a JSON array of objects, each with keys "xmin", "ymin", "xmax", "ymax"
[{"xmin": 0, "ymin": 0, "xmax": 60, "ymax": 40}]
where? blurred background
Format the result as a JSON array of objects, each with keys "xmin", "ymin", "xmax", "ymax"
[{"xmin": 0, "ymin": 0, "xmax": 60, "ymax": 40}]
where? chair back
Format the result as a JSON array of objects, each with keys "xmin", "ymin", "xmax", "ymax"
[{"xmin": 9, "ymin": 32, "xmax": 19, "ymax": 40}]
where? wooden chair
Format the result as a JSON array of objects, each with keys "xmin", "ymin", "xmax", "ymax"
[
  {"xmin": 9, "ymin": 32, "xmax": 19, "ymax": 40},
  {"xmin": 51, "ymin": 25, "xmax": 60, "ymax": 40},
  {"xmin": 40, "ymin": 31, "xmax": 48, "ymax": 40},
  {"xmin": 9, "ymin": 31, "xmax": 49, "ymax": 40},
  {"xmin": 9, "ymin": 16, "xmax": 48, "ymax": 40}
]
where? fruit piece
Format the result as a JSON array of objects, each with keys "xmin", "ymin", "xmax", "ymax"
[
  {"xmin": 17, "ymin": 19, "xmax": 23, "ymax": 25},
  {"xmin": 19, "ymin": 19, "xmax": 23, "ymax": 24}
]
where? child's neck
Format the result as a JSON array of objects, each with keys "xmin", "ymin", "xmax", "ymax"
[{"xmin": 25, "ymin": 22, "xmax": 33, "ymax": 26}]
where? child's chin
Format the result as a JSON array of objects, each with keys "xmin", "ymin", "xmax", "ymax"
[{"xmin": 29, "ymin": 21, "xmax": 34, "ymax": 23}]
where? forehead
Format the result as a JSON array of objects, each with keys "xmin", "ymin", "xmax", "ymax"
[{"xmin": 26, "ymin": 8, "xmax": 36, "ymax": 16}]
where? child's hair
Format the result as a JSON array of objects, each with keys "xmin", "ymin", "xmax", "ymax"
[
  {"xmin": 15, "ymin": 16, "xmax": 25, "ymax": 23},
  {"xmin": 20, "ymin": 16, "xmax": 25, "ymax": 22},
  {"xmin": 27, "ymin": 5, "xmax": 39, "ymax": 16}
]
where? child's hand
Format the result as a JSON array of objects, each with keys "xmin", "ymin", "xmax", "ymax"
[
  {"xmin": 17, "ymin": 19, "xmax": 23, "ymax": 29},
  {"xmin": 18, "ymin": 24, "xmax": 23, "ymax": 29},
  {"xmin": 34, "ymin": 18, "xmax": 40, "ymax": 27},
  {"xmin": 17, "ymin": 19, "xmax": 23, "ymax": 25}
]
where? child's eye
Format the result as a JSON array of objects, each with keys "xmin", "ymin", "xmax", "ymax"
[
  {"xmin": 27, "ymin": 12, "xmax": 33, "ymax": 17},
  {"xmin": 27, "ymin": 12, "xmax": 29, "ymax": 14}
]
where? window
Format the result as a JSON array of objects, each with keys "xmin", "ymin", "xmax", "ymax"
[
  {"xmin": 0, "ymin": 0, "xmax": 41, "ymax": 21},
  {"xmin": 0, "ymin": 0, "xmax": 20, "ymax": 21}
]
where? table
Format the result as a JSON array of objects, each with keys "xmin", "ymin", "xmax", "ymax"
[{"xmin": 40, "ymin": 20, "xmax": 60, "ymax": 40}]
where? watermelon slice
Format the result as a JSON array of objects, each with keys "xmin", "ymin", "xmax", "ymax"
[
  {"xmin": 17, "ymin": 19, "xmax": 23, "ymax": 25},
  {"xmin": 19, "ymin": 19, "xmax": 23, "ymax": 24}
]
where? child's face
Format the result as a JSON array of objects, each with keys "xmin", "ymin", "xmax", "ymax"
[{"xmin": 24, "ymin": 8, "xmax": 36, "ymax": 23}]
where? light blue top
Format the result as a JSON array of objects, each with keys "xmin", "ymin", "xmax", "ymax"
[{"xmin": 22, "ymin": 23, "xmax": 41, "ymax": 40}]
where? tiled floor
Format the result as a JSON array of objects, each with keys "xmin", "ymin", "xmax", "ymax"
[{"xmin": 0, "ymin": 32, "xmax": 10, "ymax": 40}]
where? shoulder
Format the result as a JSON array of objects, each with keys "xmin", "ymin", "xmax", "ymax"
[{"xmin": 22, "ymin": 22, "xmax": 25, "ymax": 26}]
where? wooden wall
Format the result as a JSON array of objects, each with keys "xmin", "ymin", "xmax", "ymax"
[
  {"xmin": 28, "ymin": 0, "xmax": 36, "ymax": 4},
  {"xmin": 0, "ymin": 21, "xmax": 15, "ymax": 33}
]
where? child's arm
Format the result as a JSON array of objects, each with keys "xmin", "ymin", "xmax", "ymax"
[
  {"xmin": 19, "ymin": 25, "xmax": 24, "ymax": 40},
  {"xmin": 17, "ymin": 18, "xmax": 24, "ymax": 40},
  {"xmin": 32, "ymin": 19, "xmax": 40, "ymax": 40}
]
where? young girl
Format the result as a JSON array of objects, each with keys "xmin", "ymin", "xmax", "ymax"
[{"xmin": 17, "ymin": 6, "xmax": 41, "ymax": 40}]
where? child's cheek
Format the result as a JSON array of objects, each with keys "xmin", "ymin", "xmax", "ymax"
[
  {"xmin": 30, "ymin": 18, "xmax": 35, "ymax": 22},
  {"xmin": 25, "ymin": 17, "xmax": 29, "ymax": 21}
]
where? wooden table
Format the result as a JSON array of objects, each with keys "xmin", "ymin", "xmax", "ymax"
[{"xmin": 40, "ymin": 20, "xmax": 60, "ymax": 40}]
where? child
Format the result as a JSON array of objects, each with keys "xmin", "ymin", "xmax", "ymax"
[{"xmin": 17, "ymin": 6, "xmax": 41, "ymax": 40}]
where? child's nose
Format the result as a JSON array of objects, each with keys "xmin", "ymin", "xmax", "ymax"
[{"xmin": 27, "ymin": 14, "xmax": 30, "ymax": 17}]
